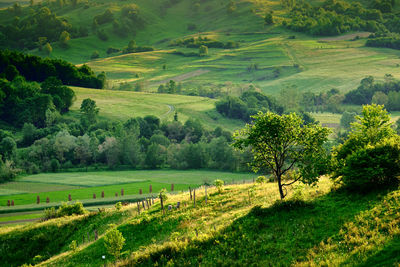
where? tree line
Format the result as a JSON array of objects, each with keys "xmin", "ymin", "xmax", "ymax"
[
  {"xmin": 0, "ymin": 50, "xmax": 105, "ymax": 88},
  {"xmin": 0, "ymin": 98, "xmax": 252, "ymax": 182},
  {"xmin": 344, "ymin": 75, "xmax": 400, "ymax": 110},
  {"xmin": 215, "ymin": 90, "xmax": 284, "ymax": 122},
  {"xmin": 283, "ymin": 0, "xmax": 398, "ymax": 36}
]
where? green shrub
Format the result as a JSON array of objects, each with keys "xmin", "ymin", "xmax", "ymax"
[
  {"xmin": 104, "ymin": 228, "xmax": 125, "ymax": 259},
  {"xmin": 214, "ymin": 179, "xmax": 224, "ymax": 193},
  {"xmin": 115, "ymin": 202, "xmax": 122, "ymax": 211},
  {"xmin": 43, "ymin": 207, "xmax": 58, "ymax": 220},
  {"xmin": 339, "ymin": 137, "xmax": 400, "ymax": 190},
  {"xmin": 69, "ymin": 240, "xmax": 78, "ymax": 253},
  {"xmin": 256, "ymin": 176, "xmax": 267, "ymax": 184},
  {"xmin": 91, "ymin": 51, "xmax": 100, "ymax": 59},
  {"xmin": 57, "ymin": 201, "xmax": 87, "ymax": 217}
]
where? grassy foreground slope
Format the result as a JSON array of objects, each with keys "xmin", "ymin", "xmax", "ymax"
[{"xmin": 3, "ymin": 177, "xmax": 398, "ymax": 266}]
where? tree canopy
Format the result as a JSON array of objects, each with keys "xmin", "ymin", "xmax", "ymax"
[{"xmin": 233, "ymin": 112, "xmax": 330, "ymax": 199}]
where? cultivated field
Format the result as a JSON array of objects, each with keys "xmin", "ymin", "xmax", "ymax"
[{"xmin": 0, "ymin": 170, "xmax": 258, "ymax": 208}]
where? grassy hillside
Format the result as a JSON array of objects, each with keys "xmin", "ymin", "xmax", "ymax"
[
  {"xmin": 3, "ymin": 177, "xmax": 399, "ymax": 266},
  {"xmin": 69, "ymin": 87, "xmax": 244, "ymax": 131}
]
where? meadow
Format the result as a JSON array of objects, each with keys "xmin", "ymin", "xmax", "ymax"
[
  {"xmin": 0, "ymin": 170, "xmax": 257, "ymax": 207},
  {"xmin": 2, "ymin": 177, "xmax": 399, "ymax": 266},
  {"xmin": 69, "ymin": 87, "xmax": 244, "ymax": 131}
]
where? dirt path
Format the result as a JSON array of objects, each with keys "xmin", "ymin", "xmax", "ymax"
[
  {"xmin": 0, "ymin": 218, "xmax": 39, "ymax": 225},
  {"xmin": 150, "ymin": 69, "xmax": 210, "ymax": 87},
  {"xmin": 161, "ymin": 104, "xmax": 175, "ymax": 118},
  {"xmin": 319, "ymin": 32, "xmax": 370, "ymax": 41}
]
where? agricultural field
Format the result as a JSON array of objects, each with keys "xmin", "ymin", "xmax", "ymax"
[
  {"xmin": 0, "ymin": 170, "xmax": 257, "ymax": 208},
  {"xmin": 84, "ymin": 33, "xmax": 400, "ymax": 96}
]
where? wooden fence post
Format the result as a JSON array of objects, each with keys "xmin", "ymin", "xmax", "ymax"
[
  {"xmin": 205, "ymin": 186, "xmax": 207, "ymax": 205},
  {"xmin": 101, "ymin": 191, "xmax": 104, "ymax": 198},
  {"xmin": 171, "ymin": 183, "xmax": 174, "ymax": 191},
  {"xmin": 68, "ymin": 194, "xmax": 72, "ymax": 201},
  {"xmin": 160, "ymin": 193, "xmax": 164, "ymax": 214},
  {"xmin": 46, "ymin": 197, "xmax": 50, "ymax": 203},
  {"xmin": 193, "ymin": 189, "xmax": 196, "ymax": 208},
  {"xmin": 137, "ymin": 202, "xmax": 140, "ymax": 214},
  {"xmin": 189, "ymin": 187, "xmax": 192, "ymax": 200}
]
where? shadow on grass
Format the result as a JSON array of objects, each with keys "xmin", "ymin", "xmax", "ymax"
[
  {"xmin": 126, "ymin": 188, "xmax": 393, "ymax": 266},
  {"xmin": 55, "ymin": 213, "xmax": 182, "ymax": 267}
]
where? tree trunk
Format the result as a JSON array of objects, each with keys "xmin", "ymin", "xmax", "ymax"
[{"xmin": 277, "ymin": 173, "xmax": 285, "ymax": 199}]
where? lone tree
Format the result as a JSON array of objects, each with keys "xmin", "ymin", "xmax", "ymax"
[
  {"xmin": 80, "ymin": 98, "xmax": 99, "ymax": 127},
  {"xmin": 233, "ymin": 112, "xmax": 330, "ymax": 199}
]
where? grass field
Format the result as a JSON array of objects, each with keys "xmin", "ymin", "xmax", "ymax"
[
  {"xmin": 6, "ymin": 177, "xmax": 398, "ymax": 266},
  {"xmin": 69, "ymin": 87, "xmax": 245, "ymax": 131},
  {"xmin": 0, "ymin": 170, "xmax": 258, "ymax": 207}
]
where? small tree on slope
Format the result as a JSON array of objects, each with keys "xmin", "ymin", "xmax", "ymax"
[{"xmin": 233, "ymin": 112, "xmax": 330, "ymax": 199}]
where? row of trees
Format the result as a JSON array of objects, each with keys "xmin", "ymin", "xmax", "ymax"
[
  {"xmin": 216, "ymin": 90, "xmax": 284, "ymax": 121},
  {"xmin": 283, "ymin": 0, "xmax": 396, "ymax": 36},
  {"xmin": 344, "ymin": 75, "xmax": 400, "ymax": 110},
  {"xmin": 0, "ymin": 50, "xmax": 105, "ymax": 88},
  {"xmin": 169, "ymin": 36, "xmax": 239, "ymax": 49},
  {"xmin": 366, "ymin": 33, "xmax": 400, "ymax": 50}
]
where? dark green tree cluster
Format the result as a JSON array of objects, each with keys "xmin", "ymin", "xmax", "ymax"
[
  {"xmin": 113, "ymin": 4, "xmax": 145, "ymax": 37},
  {"xmin": 344, "ymin": 75, "xmax": 400, "ymax": 110},
  {"xmin": 157, "ymin": 80, "xmax": 181, "ymax": 94},
  {"xmin": 0, "ymin": 50, "xmax": 104, "ymax": 88},
  {"xmin": 0, "ymin": 76, "xmax": 75, "ymax": 127},
  {"xmin": 0, "ymin": 7, "xmax": 85, "ymax": 49},
  {"xmin": 122, "ymin": 40, "xmax": 154, "ymax": 54},
  {"xmin": 216, "ymin": 90, "xmax": 284, "ymax": 121},
  {"xmin": 284, "ymin": 0, "xmax": 390, "ymax": 36},
  {"xmin": 169, "ymin": 36, "xmax": 239, "ymax": 49},
  {"xmin": 366, "ymin": 32, "xmax": 400, "ymax": 50}
]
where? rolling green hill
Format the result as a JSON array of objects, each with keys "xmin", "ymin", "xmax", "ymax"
[
  {"xmin": 2, "ymin": 0, "xmax": 400, "ymax": 97},
  {"xmin": 2, "ymin": 178, "xmax": 399, "ymax": 266}
]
